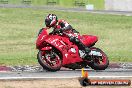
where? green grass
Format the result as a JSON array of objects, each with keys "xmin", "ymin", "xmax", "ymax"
[
  {"xmin": 1, "ymin": 0, "xmax": 104, "ymax": 10},
  {"xmin": 0, "ymin": 8, "xmax": 132, "ymax": 65}
]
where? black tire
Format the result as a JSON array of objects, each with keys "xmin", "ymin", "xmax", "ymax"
[
  {"xmin": 89, "ymin": 47, "xmax": 109, "ymax": 70},
  {"xmin": 37, "ymin": 50, "xmax": 62, "ymax": 72}
]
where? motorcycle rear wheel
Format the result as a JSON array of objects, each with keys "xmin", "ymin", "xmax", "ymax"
[
  {"xmin": 37, "ymin": 50, "xmax": 62, "ymax": 72},
  {"xmin": 89, "ymin": 47, "xmax": 109, "ymax": 70}
]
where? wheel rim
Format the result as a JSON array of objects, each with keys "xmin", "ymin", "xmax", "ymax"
[
  {"xmin": 41, "ymin": 51, "xmax": 61, "ymax": 69},
  {"xmin": 94, "ymin": 53, "xmax": 107, "ymax": 65}
]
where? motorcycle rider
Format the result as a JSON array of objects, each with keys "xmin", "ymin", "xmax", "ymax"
[{"xmin": 39, "ymin": 14, "xmax": 91, "ymax": 57}]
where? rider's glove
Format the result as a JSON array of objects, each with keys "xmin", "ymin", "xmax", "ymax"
[
  {"xmin": 54, "ymin": 29, "xmax": 61, "ymax": 34},
  {"xmin": 55, "ymin": 28, "xmax": 63, "ymax": 33}
]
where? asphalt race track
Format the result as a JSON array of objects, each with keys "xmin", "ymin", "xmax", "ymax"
[
  {"xmin": 0, "ymin": 63, "xmax": 132, "ymax": 80},
  {"xmin": 0, "ymin": 68, "xmax": 132, "ymax": 80}
]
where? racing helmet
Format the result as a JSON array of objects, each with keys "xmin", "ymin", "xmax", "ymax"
[{"xmin": 45, "ymin": 14, "xmax": 58, "ymax": 27}]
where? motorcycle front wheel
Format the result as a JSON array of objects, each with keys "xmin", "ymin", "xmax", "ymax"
[{"xmin": 37, "ymin": 50, "xmax": 62, "ymax": 72}]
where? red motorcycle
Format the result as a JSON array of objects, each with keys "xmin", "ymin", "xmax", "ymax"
[{"xmin": 36, "ymin": 28, "xmax": 109, "ymax": 71}]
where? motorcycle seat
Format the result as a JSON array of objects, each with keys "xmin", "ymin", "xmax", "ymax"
[{"xmin": 80, "ymin": 35, "xmax": 98, "ymax": 47}]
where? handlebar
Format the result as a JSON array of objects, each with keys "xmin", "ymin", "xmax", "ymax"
[{"xmin": 49, "ymin": 30, "xmax": 63, "ymax": 35}]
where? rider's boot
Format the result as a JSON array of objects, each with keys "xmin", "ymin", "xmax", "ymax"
[{"xmin": 70, "ymin": 37, "xmax": 91, "ymax": 55}]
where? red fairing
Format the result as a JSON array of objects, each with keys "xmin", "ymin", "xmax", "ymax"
[
  {"xmin": 43, "ymin": 35, "xmax": 83, "ymax": 65},
  {"xmin": 62, "ymin": 45, "xmax": 83, "ymax": 65},
  {"xmin": 36, "ymin": 28, "xmax": 48, "ymax": 49}
]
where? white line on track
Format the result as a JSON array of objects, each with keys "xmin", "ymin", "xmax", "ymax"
[{"xmin": 0, "ymin": 76, "xmax": 132, "ymax": 80}]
